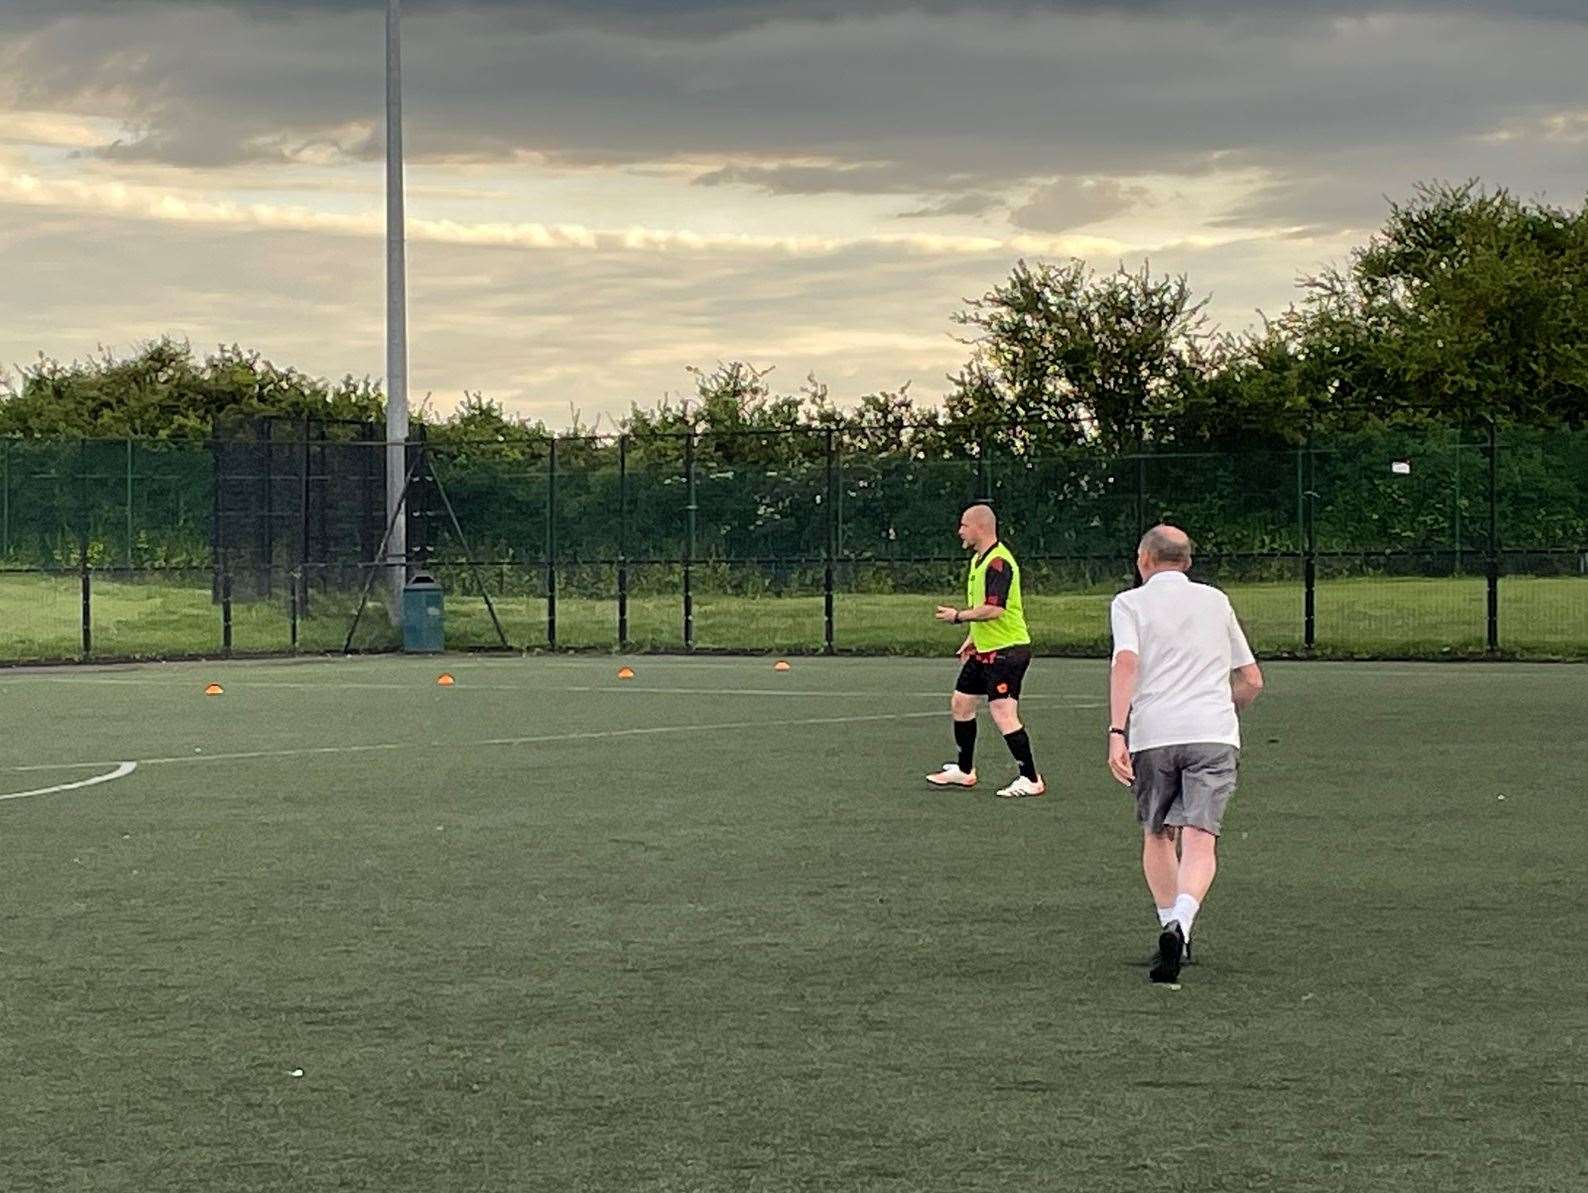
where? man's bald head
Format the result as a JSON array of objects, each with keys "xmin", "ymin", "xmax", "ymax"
[
  {"xmin": 1138, "ymin": 524, "xmax": 1195, "ymax": 573},
  {"xmin": 965, "ymin": 504, "xmax": 997, "ymax": 535},
  {"xmin": 957, "ymin": 504, "xmax": 999, "ymax": 550}
]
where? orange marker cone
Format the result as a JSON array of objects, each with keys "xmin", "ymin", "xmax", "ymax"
[
  {"xmin": 617, "ymin": 666, "xmax": 636, "ymax": 680},
  {"xmin": 773, "ymin": 660, "xmax": 792, "ymax": 672},
  {"xmin": 204, "ymin": 683, "xmax": 224, "ymax": 696},
  {"xmin": 436, "ymin": 673, "xmax": 456, "ymax": 687}
]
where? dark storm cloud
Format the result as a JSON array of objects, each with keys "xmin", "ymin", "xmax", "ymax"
[
  {"xmin": 9, "ymin": 2, "xmax": 1588, "ymax": 31},
  {"xmin": 6, "ymin": 0, "xmax": 1585, "ymax": 198},
  {"xmin": 1, "ymin": 0, "xmax": 1585, "ymax": 260}
]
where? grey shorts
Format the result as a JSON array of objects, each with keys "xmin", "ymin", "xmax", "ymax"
[{"xmin": 1132, "ymin": 743, "xmax": 1240, "ymax": 836}]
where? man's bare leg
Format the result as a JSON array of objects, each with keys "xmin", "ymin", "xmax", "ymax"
[{"xmin": 1169, "ymin": 827, "xmax": 1217, "ymax": 943}]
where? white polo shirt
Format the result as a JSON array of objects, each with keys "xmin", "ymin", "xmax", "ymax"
[{"xmin": 1110, "ymin": 570, "xmax": 1256, "ymax": 752}]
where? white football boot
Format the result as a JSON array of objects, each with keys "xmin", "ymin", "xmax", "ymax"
[{"xmin": 995, "ymin": 774, "xmax": 1046, "ymax": 799}]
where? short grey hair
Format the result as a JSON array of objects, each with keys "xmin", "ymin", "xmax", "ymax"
[{"xmin": 1139, "ymin": 524, "xmax": 1195, "ymax": 568}]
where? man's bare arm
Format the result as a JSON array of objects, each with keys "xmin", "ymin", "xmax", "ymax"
[
  {"xmin": 1232, "ymin": 663, "xmax": 1264, "ymax": 712},
  {"xmin": 935, "ymin": 603, "xmax": 1005, "ymax": 624},
  {"xmin": 1107, "ymin": 651, "xmax": 1139, "ymax": 785},
  {"xmin": 1110, "ymin": 651, "xmax": 1139, "ymax": 730}
]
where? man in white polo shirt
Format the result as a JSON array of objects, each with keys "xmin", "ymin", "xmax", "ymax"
[{"xmin": 1107, "ymin": 525, "xmax": 1264, "ymax": 985}]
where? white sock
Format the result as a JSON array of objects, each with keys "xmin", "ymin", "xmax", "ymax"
[
  {"xmin": 1156, "ymin": 906, "xmax": 1175, "ymax": 928},
  {"xmin": 1171, "ymin": 893, "xmax": 1200, "ymax": 938}
]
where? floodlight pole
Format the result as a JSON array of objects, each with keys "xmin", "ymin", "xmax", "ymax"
[{"xmin": 385, "ymin": 0, "xmax": 410, "ymax": 614}]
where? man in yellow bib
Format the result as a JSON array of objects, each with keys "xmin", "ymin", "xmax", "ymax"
[{"xmin": 928, "ymin": 504, "xmax": 1045, "ymax": 798}]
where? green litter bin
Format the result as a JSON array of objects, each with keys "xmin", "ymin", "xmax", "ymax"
[{"xmin": 401, "ymin": 574, "xmax": 444, "ymax": 653}]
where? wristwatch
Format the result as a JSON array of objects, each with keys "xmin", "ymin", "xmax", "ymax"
[{"xmin": 1108, "ymin": 727, "xmax": 1127, "ymax": 737}]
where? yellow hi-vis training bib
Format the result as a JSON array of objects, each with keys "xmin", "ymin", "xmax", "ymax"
[{"xmin": 966, "ymin": 542, "xmax": 1030, "ymax": 653}]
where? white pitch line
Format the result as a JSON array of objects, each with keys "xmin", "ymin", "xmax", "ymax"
[
  {"xmin": 566, "ymin": 688, "xmax": 1099, "ymax": 700},
  {"xmin": 8, "ymin": 708, "xmax": 995, "ymax": 774},
  {"xmin": 1, "ymin": 674, "xmax": 1101, "ymax": 701},
  {"xmin": 1319, "ymin": 667, "xmax": 1563, "ymax": 678},
  {"xmin": 0, "ymin": 761, "xmax": 137, "ymax": 803}
]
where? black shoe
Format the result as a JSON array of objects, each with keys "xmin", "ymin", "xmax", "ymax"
[
  {"xmin": 1140, "ymin": 929, "xmax": 1194, "ymax": 966},
  {"xmin": 1150, "ymin": 921, "xmax": 1185, "ymax": 984}
]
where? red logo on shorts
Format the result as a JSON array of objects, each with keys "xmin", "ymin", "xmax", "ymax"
[{"xmin": 997, "ymin": 682, "xmax": 1009, "ymax": 694}]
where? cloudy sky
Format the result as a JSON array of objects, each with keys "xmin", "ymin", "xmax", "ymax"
[{"xmin": 1, "ymin": 1, "xmax": 1584, "ymax": 424}]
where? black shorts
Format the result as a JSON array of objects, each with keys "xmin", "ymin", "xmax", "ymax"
[{"xmin": 954, "ymin": 645, "xmax": 1032, "ymax": 703}]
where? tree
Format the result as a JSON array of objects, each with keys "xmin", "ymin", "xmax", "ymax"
[
  {"xmin": 0, "ymin": 338, "xmax": 384, "ymax": 439},
  {"xmin": 1189, "ymin": 320, "xmax": 1314, "ymax": 445},
  {"xmin": 945, "ymin": 259, "xmax": 1214, "ymax": 452},
  {"xmin": 1287, "ymin": 181, "xmax": 1588, "ymax": 427}
]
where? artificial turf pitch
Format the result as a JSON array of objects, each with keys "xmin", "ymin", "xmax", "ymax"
[{"xmin": 2, "ymin": 655, "xmax": 1584, "ymax": 1192}]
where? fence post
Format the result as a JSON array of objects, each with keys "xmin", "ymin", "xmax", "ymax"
[
  {"xmin": 125, "ymin": 439, "xmax": 134, "ymax": 568},
  {"xmin": 683, "ymin": 430, "xmax": 696, "ymax": 651},
  {"xmin": 1294, "ymin": 442, "xmax": 1303, "ymax": 637},
  {"xmin": 261, "ymin": 418, "xmax": 274, "ymax": 598},
  {"xmin": 2, "ymin": 438, "xmax": 9, "ymax": 559},
  {"xmin": 1303, "ymin": 433, "xmax": 1317, "ymax": 652},
  {"xmin": 1486, "ymin": 419, "xmax": 1500, "ymax": 653},
  {"xmin": 210, "ymin": 428, "xmax": 222, "ymax": 605},
  {"xmin": 316, "ymin": 423, "xmax": 329, "ymax": 589},
  {"xmin": 212, "ymin": 427, "xmax": 231, "ymax": 649},
  {"xmin": 359, "ymin": 422, "xmax": 375, "ymax": 578},
  {"xmin": 81, "ymin": 561, "xmax": 92, "ymax": 658},
  {"xmin": 79, "ymin": 440, "xmax": 92, "ymax": 658},
  {"xmin": 222, "ymin": 570, "xmax": 233, "ymax": 655},
  {"xmin": 299, "ymin": 416, "xmax": 312, "ymax": 623},
  {"xmin": 547, "ymin": 436, "xmax": 558, "ymax": 650},
  {"xmin": 824, "ymin": 427, "xmax": 836, "ymax": 655},
  {"xmin": 617, "ymin": 434, "xmax": 629, "ymax": 648}
]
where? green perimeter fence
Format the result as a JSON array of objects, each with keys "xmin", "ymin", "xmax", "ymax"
[{"xmin": 1, "ymin": 424, "xmax": 1585, "ymax": 663}]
